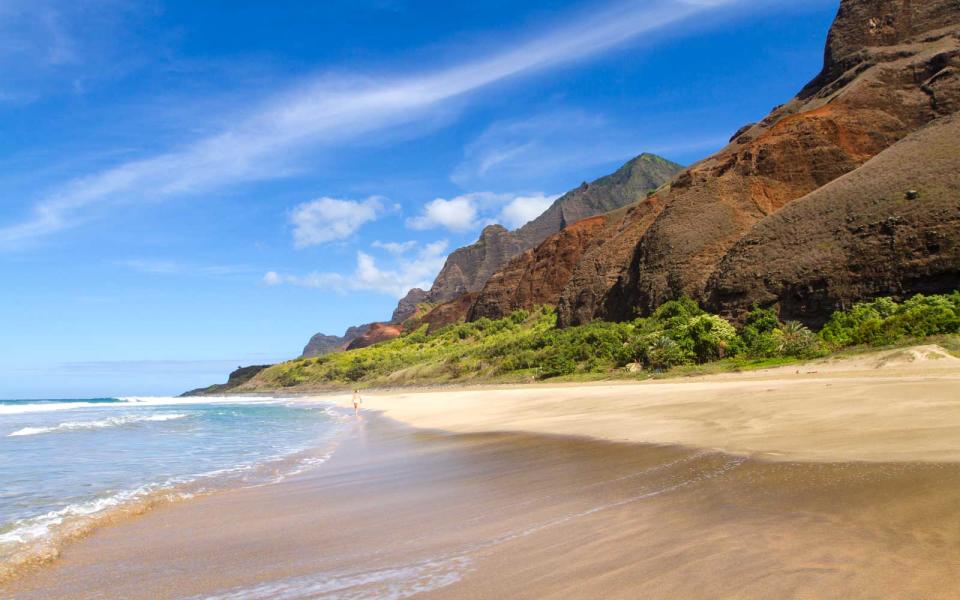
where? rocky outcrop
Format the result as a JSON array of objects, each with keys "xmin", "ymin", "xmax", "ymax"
[
  {"xmin": 409, "ymin": 293, "xmax": 479, "ymax": 332},
  {"xmin": 301, "ymin": 333, "xmax": 347, "ymax": 358},
  {"xmin": 345, "ymin": 323, "xmax": 402, "ymax": 350},
  {"xmin": 426, "ymin": 224, "xmax": 528, "ymax": 304},
  {"xmin": 468, "ymin": 216, "xmax": 606, "ymax": 320},
  {"xmin": 181, "ymin": 365, "xmax": 270, "ymax": 397},
  {"xmin": 391, "ymin": 288, "xmax": 429, "ymax": 324},
  {"xmin": 301, "ymin": 323, "xmax": 373, "ymax": 357},
  {"xmin": 550, "ymin": 0, "xmax": 960, "ymax": 324},
  {"xmin": 707, "ymin": 113, "xmax": 960, "ymax": 326}
]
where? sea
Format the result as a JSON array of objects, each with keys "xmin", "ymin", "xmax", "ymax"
[{"xmin": 0, "ymin": 396, "xmax": 347, "ymax": 574}]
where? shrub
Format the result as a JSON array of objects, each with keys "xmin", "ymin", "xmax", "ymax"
[
  {"xmin": 541, "ymin": 352, "xmax": 577, "ymax": 378},
  {"xmin": 345, "ymin": 357, "xmax": 369, "ymax": 382},
  {"xmin": 650, "ymin": 297, "xmax": 704, "ymax": 329},
  {"xmin": 820, "ymin": 294, "xmax": 960, "ymax": 348},
  {"xmin": 740, "ymin": 307, "xmax": 782, "ymax": 357},
  {"xmin": 777, "ymin": 321, "xmax": 824, "ymax": 358},
  {"xmin": 685, "ymin": 314, "xmax": 740, "ymax": 362},
  {"xmin": 646, "ymin": 336, "xmax": 689, "ymax": 371},
  {"xmin": 509, "ymin": 309, "xmax": 530, "ymax": 325}
]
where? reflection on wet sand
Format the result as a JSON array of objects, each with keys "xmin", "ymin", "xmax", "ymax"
[{"xmin": 5, "ymin": 414, "xmax": 960, "ymax": 599}]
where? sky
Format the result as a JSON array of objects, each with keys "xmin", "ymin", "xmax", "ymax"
[{"xmin": 0, "ymin": 0, "xmax": 840, "ymax": 398}]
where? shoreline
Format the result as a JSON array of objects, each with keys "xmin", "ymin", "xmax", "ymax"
[
  {"xmin": 4, "ymin": 344, "xmax": 960, "ymax": 596},
  {"xmin": 0, "ymin": 403, "xmax": 350, "ymax": 587},
  {"xmin": 6, "ymin": 413, "xmax": 960, "ymax": 599}
]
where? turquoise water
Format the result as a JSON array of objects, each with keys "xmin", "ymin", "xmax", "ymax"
[{"xmin": 0, "ymin": 396, "xmax": 346, "ymax": 567}]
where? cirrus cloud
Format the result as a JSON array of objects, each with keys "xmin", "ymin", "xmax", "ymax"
[{"xmin": 0, "ymin": 0, "xmax": 744, "ymax": 248}]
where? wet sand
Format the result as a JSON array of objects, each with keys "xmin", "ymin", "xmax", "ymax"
[
  {"xmin": 5, "ymin": 345, "xmax": 960, "ymax": 598},
  {"xmin": 5, "ymin": 414, "xmax": 960, "ymax": 599}
]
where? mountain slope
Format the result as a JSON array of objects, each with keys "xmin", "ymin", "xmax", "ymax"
[
  {"xmin": 467, "ymin": 216, "xmax": 607, "ymax": 320},
  {"xmin": 707, "ymin": 113, "xmax": 960, "ymax": 325},
  {"xmin": 550, "ymin": 0, "xmax": 960, "ymax": 325}
]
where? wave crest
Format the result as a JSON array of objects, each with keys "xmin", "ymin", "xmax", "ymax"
[{"xmin": 7, "ymin": 413, "xmax": 188, "ymax": 437}]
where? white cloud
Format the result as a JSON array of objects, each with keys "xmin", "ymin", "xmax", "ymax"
[
  {"xmin": 265, "ymin": 239, "xmax": 449, "ymax": 298},
  {"xmin": 406, "ymin": 191, "xmax": 560, "ymax": 233},
  {"xmin": 406, "ymin": 194, "xmax": 484, "ymax": 232},
  {"xmin": 497, "ymin": 194, "xmax": 559, "ymax": 229},
  {"xmin": 0, "ymin": 0, "xmax": 740, "ymax": 247},
  {"xmin": 290, "ymin": 196, "xmax": 385, "ymax": 248}
]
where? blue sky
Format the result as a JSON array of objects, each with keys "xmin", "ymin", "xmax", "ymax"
[{"xmin": 0, "ymin": 0, "xmax": 839, "ymax": 397}]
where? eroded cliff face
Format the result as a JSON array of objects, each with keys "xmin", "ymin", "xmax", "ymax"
[
  {"xmin": 407, "ymin": 293, "xmax": 479, "ymax": 333},
  {"xmin": 391, "ymin": 288, "xmax": 430, "ymax": 324},
  {"xmin": 426, "ymin": 224, "xmax": 527, "ymax": 305},
  {"xmin": 556, "ymin": 198, "xmax": 665, "ymax": 325},
  {"xmin": 468, "ymin": 216, "xmax": 607, "ymax": 320},
  {"xmin": 551, "ymin": 0, "xmax": 960, "ymax": 324},
  {"xmin": 707, "ymin": 114, "xmax": 960, "ymax": 326},
  {"xmin": 345, "ymin": 323, "xmax": 402, "ymax": 350},
  {"xmin": 301, "ymin": 323, "xmax": 373, "ymax": 357}
]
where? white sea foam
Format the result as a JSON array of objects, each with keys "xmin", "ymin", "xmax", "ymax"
[
  {"xmin": 0, "ymin": 442, "xmax": 340, "ymax": 557},
  {"xmin": 0, "ymin": 396, "xmax": 314, "ymax": 416},
  {"xmin": 7, "ymin": 413, "xmax": 188, "ymax": 437},
  {"xmin": 0, "ymin": 396, "xmax": 344, "ymax": 577},
  {"xmin": 0, "ymin": 402, "xmax": 117, "ymax": 415},
  {"xmin": 196, "ymin": 555, "xmax": 471, "ymax": 600},
  {"xmin": 0, "ymin": 480, "xmax": 194, "ymax": 547}
]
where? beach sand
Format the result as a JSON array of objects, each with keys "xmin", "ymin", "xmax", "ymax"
[
  {"xmin": 355, "ymin": 344, "xmax": 960, "ymax": 463},
  {"xmin": 4, "ymin": 345, "xmax": 960, "ymax": 598}
]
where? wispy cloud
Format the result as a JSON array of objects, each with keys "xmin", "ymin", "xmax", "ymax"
[
  {"xmin": 452, "ymin": 109, "xmax": 728, "ymax": 188},
  {"xmin": 115, "ymin": 259, "xmax": 253, "ymax": 277},
  {"xmin": 264, "ymin": 240, "xmax": 449, "ymax": 298},
  {"xmin": 372, "ymin": 240, "xmax": 419, "ymax": 255},
  {"xmin": 0, "ymin": 0, "xmax": 742, "ymax": 248}
]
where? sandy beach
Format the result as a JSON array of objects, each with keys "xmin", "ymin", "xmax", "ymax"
[
  {"xmin": 5, "ymin": 345, "xmax": 960, "ymax": 598},
  {"xmin": 354, "ymin": 344, "xmax": 960, "ymax": 464}
]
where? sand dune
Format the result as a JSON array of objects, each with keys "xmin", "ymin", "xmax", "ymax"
[{"xmin": 350, "ymin": 345, "xmax": 960, "ymax": 463}]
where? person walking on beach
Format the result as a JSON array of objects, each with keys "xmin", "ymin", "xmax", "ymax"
[{"xmin": 352, "ymin": 389, "xmax": 363, "ymax": 417}]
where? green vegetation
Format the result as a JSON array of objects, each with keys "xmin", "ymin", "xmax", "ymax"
[
  {"xmin": 248, "ymin": 292, "xmax": 960, "ymax": 391},
  {"xmin": 820, "ymin": 293, "xmax": 960, "ymax": 347}
]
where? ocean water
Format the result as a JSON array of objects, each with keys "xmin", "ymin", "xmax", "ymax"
[{"xmin": 0, "ymin": 396, "xmax": 346, "ymax": 572}]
